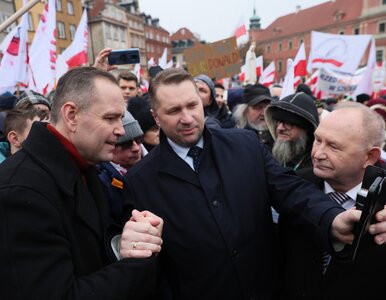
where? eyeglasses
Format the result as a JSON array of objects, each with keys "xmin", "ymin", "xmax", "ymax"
[
  {"xmin": 119, "ymin": 136, "xmax": 143, "ymax": 149},
  {"xmin": 275, "ymin": 120, "xmax": 293, "ymax": 131}
]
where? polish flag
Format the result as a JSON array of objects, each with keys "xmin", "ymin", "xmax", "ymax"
[
  {"xmin": 147, "ymin": 57, "xmax": 155, "ymax": 67},
  {"xmin": 133, "ymin": 63, "xmax": 143, "ymax": 81},
  {"xmin": 280, "ymin": 59, "xmax": 295, "ymax": 99},
  {"xmin": 28, "ymin": 0, "xmax": 56, "ymax": 95},
  {"xmin": 353, "ymin": 38, "xmax": 377, "ymax": 97},
  {"xmin": 305, "ymin": 70, "xmax": 320, "ymax": 98},
  {"xmin": 60, "ymin": 9, "xmax": 88, "ymax": 67},
  {"xmin": 294, "ymin": 43, "xmax": 307, "ymax": 77},
  {"xmin": 256, "ymin": 55, "xmax": 263, "ymax": 77},
  {"xmin": 0, "ymin": 9, "xmax": 29, "ymax": 94},
  {"xmin": 233, "ymin": 17, "xmax": 248, "ymax": 47},
  {"xmin": 239, "ymin": 64, "xmax": 246, "ymax": 82},
  {"xmin": 258, "ymin": 61, "xmax": 276, "ymax": 87},
  {"xmin": 158, "ymin": 48, "xmax": 168, "ymax": 69}
]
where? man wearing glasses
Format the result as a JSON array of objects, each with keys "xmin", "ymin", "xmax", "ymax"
[{"xmin": 265, "ymin": 92, "xmax": 319, "ymax": 171}]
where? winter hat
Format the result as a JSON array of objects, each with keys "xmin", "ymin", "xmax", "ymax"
[
  {"xmin": 356, "ymin": 93, "xmax": 371, "ymax": 104},
  {"xmin": 148, "ymin": 66, "xmax": 163, "ymax": 79},
  {"xmin": 127, "ymin": 96, "xmax": 156, "ymax": 133},
  {"xmin": 0, "ymin": 93, "xmax": 17, "ymax": 110},
  {"xmin": 265, "ymin": 92, "xmax": 319, "ymax": 140},
  {"xmin": 243, "ymin": 84, "xmax": 272, "ymax": 106},
  {"xmin": 118, "ymin": 110, "xmax": 143, "ymax": 145},
  {"xmin": 367, "ymin": 98, "xmax": 386, "ymax": 121},
  {"xmin": 194, "ymin": 74, "xmax": 216, "ymax": 105},
  {"xmin": 295, "ymin": 83, "xmax": 313, "ymax": 97},
  {"xmin": 17, "ymin": 90, "xmax": 51, "ymax": 110}
]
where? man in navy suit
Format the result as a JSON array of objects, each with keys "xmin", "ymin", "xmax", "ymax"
[{"xmin": 124, "ymin": 69, "xmax": 384, "ymax": 300}]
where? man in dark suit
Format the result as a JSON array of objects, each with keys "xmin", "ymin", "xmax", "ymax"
[
  {"xmin": 280, "ymin": 102, "xmax": 386, "ymax": 300},
  {"xmin": 0, "ymin": 67, "xmax": 163, "ymax": 299},
  {"xmin": 123, "ymin": 69, "xmax": 376, "ymax": 300}
]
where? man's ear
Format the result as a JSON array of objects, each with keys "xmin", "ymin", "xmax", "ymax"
[
  {"xmin": 364, "ymin": 147, "xmax": 382, "ymax": 168},
  {"xmin": 7, "ymin": 130, "xmax": 21, "ymax": 148},
  {"xmin": 61, "ymin": 102, "xmax": 79, "ymax": 132},
  {"xmin": 151, "ymin": 109, "xmax": 160, "ymax": 127}
]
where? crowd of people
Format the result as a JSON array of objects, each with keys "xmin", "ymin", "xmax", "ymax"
[{"xmin": 1, "ymin": 48, "xmax": 386, "ymax": 299}]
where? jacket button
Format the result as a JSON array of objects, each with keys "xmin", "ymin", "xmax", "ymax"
[
  {"xmin": 233, "ymin": 250, "xmax": 239, "ymax": 258},
  {"xmin": 212, "ymin": 200, "xmax": 219, "ymax": 207}
]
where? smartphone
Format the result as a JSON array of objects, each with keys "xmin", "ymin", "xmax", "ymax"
[{"xmin": 107, "ymin": 48, "xmax": 140, "ymax": 65}]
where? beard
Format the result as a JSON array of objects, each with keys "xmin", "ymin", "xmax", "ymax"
[
  {"xmin": 247, "ymin": 120, "xmax": 268, "ymax": 131},
  {"xmin": 272, "ymin": 131, "xmax": 309, "ymax": 165}
]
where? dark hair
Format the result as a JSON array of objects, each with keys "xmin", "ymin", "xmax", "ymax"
[
  {"xmin": 51, "ymin": 67, "xmax": 118, "ymax": 124},
  {"xmin": 5, "ymin": 102, "xmax": 43, "ymax": 138},
  {"xmin": 214, "ymin": 83, "xmax": 225, "ymax": 90},
  {"xmin": 117, "ymin": 71, "xmax": 139, "ymax": 86},
  {"xmin": 149, "ymin": 68, "xmax": 196, "ymax": 110}
]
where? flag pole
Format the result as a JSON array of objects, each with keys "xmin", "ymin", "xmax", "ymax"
[{"xmin": 0, "ymin": 0, "xmax": 43, "ymax": 33}]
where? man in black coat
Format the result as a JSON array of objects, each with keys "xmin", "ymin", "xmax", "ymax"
[
  {"xmin": 123, "ymin": 68, "xmax": 374, "ymax": 300},
  {"xmin": 280, "ymin": 102, "xmax": 386, "ymax": 300},
  {"xmin": 0, "ymin": 67, "xmax": 163, "ymax": 299}
]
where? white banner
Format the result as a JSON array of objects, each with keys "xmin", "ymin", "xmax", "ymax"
[
  {"xmin": 307, "ymin": 31, "xmax": 371, "ymax": 74},
  {"xmin": 317, "ymin": 68, "xmax": 365, "ymax": 96}
]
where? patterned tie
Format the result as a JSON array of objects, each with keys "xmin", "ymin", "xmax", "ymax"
[
  {"xmin": 187, "ymin": 146, "xmax": 202, "ymax": 172},
  {"xmin": 322, "ymin": 191, "xmax": 351, "ymax": 274}
]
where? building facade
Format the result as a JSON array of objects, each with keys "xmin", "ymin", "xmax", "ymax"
[
  {"xmin": 170, "ymin": 27, "xmax": 200, "ymax": 68},
  {"xmin": 250, "ymin": 0, "xmax": 386, "ymax": 80},
  {"xmin": 0, "ymin": 0, "xmax": 16, "ymax": 41}
]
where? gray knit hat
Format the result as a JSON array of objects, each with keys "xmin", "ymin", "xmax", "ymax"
[
  {"xmin": 118, "ymin": 110, "xmax": 143, "ymax": 145},
  {"xmin": 16, "ymin": 90, "xmax": 51, "ymax": 110}
]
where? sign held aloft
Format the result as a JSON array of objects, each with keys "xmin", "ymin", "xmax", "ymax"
[{"xmin": 184, "ymin": 37, "xmax": 241, "ymax": 79}]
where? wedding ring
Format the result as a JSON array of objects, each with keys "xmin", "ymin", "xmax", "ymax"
[{"xmin": 132, "ymin": 241, "xmax": 138, "ymax": 249}]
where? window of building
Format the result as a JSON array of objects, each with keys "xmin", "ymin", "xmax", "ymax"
[
  {"xmin": 27, "ymin": 13, "xmax": 34, "ymax": 31},
  {"xmin": 383, "ymin": 0, "xmax": 386, "ymax": 5},
  {"xmin": 266, "ymin": 44, "xmax": 270, "ymax": 53},
  {"xmin": 339, "ymin": 30, "xmax": 345, "ymax": 35},
  {"xmin": 56, "ymin": 0, "xmax": 62, "ymax": 12},
  {"xmin": 113, "ymin": 27, "xmax": 119, "ymax": 41},
  {"xmin": 299, "ymin": 38, "xmax": 304, "ymax": 46},
  {"xmin": 57, "ymin": 22, "xmax": 65, "ymax": 38},
  {"xmin": 105, "ymin": 24, "xmax": 111, "ymax": 39},
  {"xmin": 376, "ymin": 49, "xmax": 384, "ymax": 63},
  {"xmin": 0, "ymin": 12, "xmax": 15, "ymax": 33},
  {"xmin": 288, "ymin": 40, "xmax": 293, "ymax": 50},
  {"xmin": 379, "ymin": 22, "xmax": 386, "ymax": 33},
  {"xmin": 67, "ymin": 1, "xmax": 74, "ymax": 15},
  {"xmin": 278, "ymin": 60, "xmax": 282, "ymax": 72},
  {"xmin": 69, "ymin": 24, "xmax": 76, "ymax": 40},
  {"xmin": 354, "ymin": 27, "xmax": 360, "ymax": 35},
  {"xmin": 120, "ymin": 28, "xmax": 126, "ymax": 43},
  {"xmin": 278, "ymin": 43, "xmax": 282, "ymax": 52}
]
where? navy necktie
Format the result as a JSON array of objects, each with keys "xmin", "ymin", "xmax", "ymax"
[
  {"xmin": 187, "ymin": 146, "xmax": 202, "ymax": 172},
  {"xmin": 322, "ymin": 191, "xmax": 351, "ymax": 274}
]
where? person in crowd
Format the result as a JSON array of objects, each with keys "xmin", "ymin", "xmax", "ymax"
[
  {"xmin": 123, "ymin": 68, "xmax": 382, "ymax": 300},
  {"xmin": 233, "ymin": 83, "xmax": 274, "ymax": 151},
  {"xmin": 194, "ymin": 74, "xmax": 235, "ymax": 128},
  {"xmin": 0, "ymin": 110, "xmax": 8, "ymax": 162},
  {"xmin": 127, "ymin": 96, "xmax": 160, "ymax": 152},
  {"xmin": 16, "ymin": 90, "xmax": 51, "ymax": 114},
  {"xmin": 97, "ymin": 110, "xmax": 144, "ymax": 224},
  {"xmin": 356, "ymin": 93, "xmax": 371, "ymax": 105},
  {"xmin": 265, "ymin": 92, "xmax": 319, "ymax": 171},
  {"xmin": 0, "ymin": 67, "xmax": 163, "ymax": 299},
  {"xmin": 214, "ymin": 83, "xmax": 226, "ymax": 108},
  {"xmin": 117, "ymin": 71, "xmax": 140, "ymax": 104},
  {"xmin": 280, "ymin": 102, "xmax": 386, "ymax": 300},
  {"xmin": 270, "ymin": 83, "xmax": 283, "ymax": 100},
  {"xmin": 0, "ymin": 92, "xmax": 17, "ymax": 112},
  {"xmin": 4, "ymin": 101, "xmax": 46, "ymax": 155}
]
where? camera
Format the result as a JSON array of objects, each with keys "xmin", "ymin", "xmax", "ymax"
[{"xmin": 107, "ymin": 48, "xmax": 140, "ymax": 65}]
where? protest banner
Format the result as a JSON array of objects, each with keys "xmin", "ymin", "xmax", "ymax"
[{"xmin": 184, "ymin": 37, "xmax": 241, "ymax": 79}]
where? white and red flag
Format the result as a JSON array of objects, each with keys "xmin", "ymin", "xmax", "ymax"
[
  {"xmin": 352, "ymin": 38, "xmax": 377, "ymax": 98},
  {"xmin": 61, "ymin": 9, "xmax": 88, "ymax": 67},
  {"xmin": 293, "ymin": 42, "xmax": 307, "ymax": 86},
  {"xmin": 147, "ymin": 57, "xmax": 155, "ymax": 67},
  {"xmin": 233, "ymin": 17, "xmax": 248, "ymax": 47},
  {"xmin": 307, "ymin": 31, "xmax": 371, "ymax": 74},
  {"xmin": 280, "ymin": 59, "xmax": 295, "ymax": 99},
  {"xmin": 0, "ymin": 8, "xmax": 29, "ymax": 94},
  {"xmin": 28, "ymin": 0, "xmax": 57, "ymax": 95},
  {"xmin": 256, "ymin": 55, "xmax": 263, "ymax": 77},
  {"xmin": 158, "ymin": 48, "xmax": 168, "ymax": 69},
  {"xmin": 258, "ymin": 61, "xmax": 276, "ymax": 87}
]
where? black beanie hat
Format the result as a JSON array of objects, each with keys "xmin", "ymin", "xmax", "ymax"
[
  {"xmin": 127, "ymin": 96, "xmax": 156, "ymax": 133},
  {"xmin": 243, "ymin": 84, "xmax": 273, "ymax": 106}
]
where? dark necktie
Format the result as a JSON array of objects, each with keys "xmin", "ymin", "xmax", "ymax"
[
  {"xmin": 187, "ymin": 146, "xmax": 202, "ymax": 172},
  {"xmin": 322, "ymin": 191, "xmax": 351, "ymax": 274}
]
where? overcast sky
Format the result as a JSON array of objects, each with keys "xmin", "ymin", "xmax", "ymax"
[{"xmin": 139, "ymin": 0, "xmax": 329, "ymax": 43}]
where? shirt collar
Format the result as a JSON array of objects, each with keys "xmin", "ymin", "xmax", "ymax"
[
  {"xmin": 167, "ymin": 136, "xmax": 204, "ymax": 161},
  {"xmin": 324, "ymin": 181, "xmax": 362, "ymax": 201}
]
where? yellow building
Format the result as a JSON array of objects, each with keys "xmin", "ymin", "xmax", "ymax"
[{"xmin": 13, "ymin": 0, "xmax": 83, "ymax": 53}]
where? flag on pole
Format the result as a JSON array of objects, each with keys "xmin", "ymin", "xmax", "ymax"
[
  {"xmin": 259, "ymin": 62, "xmax": 276, "ymax": 87},
  {"xmin": 28, "ymin": 0, "xmax": 57, "ymax": 95},
  {"xmin": 280, "ymin": 59, "xmax": 295, "ymax": 99},
  {"xmin": 307, "ymin": 31, "xmax": 371, "ymax": 74},
  {"xmin": 256, "ymin": 55, "xmax": 263, "ymax": 77},
  {"xmin": 233, "ymin": 17, "xmax": 248, "ymax": 47},
  {"xmin": 0, "ymin": 9, "xmax": 29, "ymax": 95},
  {"xmin": 158, "ymin": 48, "xmax": 168, "ymax": 69},
  {"xmin": 147, "ymin": 57, "xmax": 155, "ymax": 67},
  {"xmin": 166, "ymin": 59, "xmax": 174, "ymax": 69},
  {"xmin": 294, "ymin": 43, "xmax": 307, "ymax": 77},
  {"xmin": 61, "ymin": 9, "xmax": 88, "ymax": 67},
  {"xmin": 352, "ymin": 38, "xmax": 377, "ymax": 98}
]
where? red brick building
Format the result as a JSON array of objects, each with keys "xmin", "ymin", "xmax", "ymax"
[
  {"xmin": 250, "ymin": 0, "xmax": 386, "ymax": 80},
  {"xmin": 141, "ymin": 14, "xmax": 171, "ymax": 64},
  {"xmin": 170, "ymin": 27, "xmax": 201, "ymax": 68}
]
